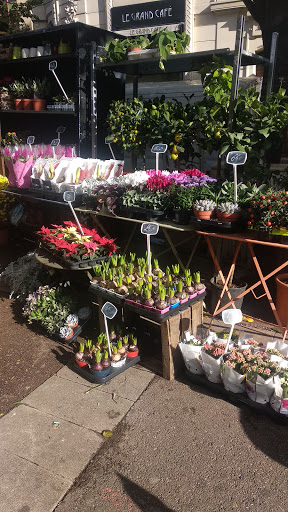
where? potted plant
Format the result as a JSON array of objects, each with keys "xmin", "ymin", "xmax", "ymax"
[
  {"xmin": 0, "ymin": 77, "xmax": 13, "ymax": 110},
  {"xmin": 37, "ymin": 220, "xmax": 117, "ymax": 269},
  {"xmin": 22, "ymin": 78, "xmax": 34, "ymax": 110},
  {"xmin": 32, "ymin": 78, "xmax": 50, "ymax": 111},
  {"xmin": 168, "ymin": 186, "xmax": 194, "ymax": 225},
  {"xmin": 200, "ymin": 340, "xmax": 226, "ymax": 383},
  {"xmin": 0, "ymin": 0, "xmax": 42, "ymax": 33},
  {"xmin": 90, "ymin": 349, "xmax": 111, "ymax": 377},
  {"xmin": 126, "ymin": 335, "xmax": 139, "ymax": 358},
  {"xmin": 179, "ymin": 333, "xmax": 205, "ymax": 375},
  {"xmin": 193, "ymin": 199, "xmax": 216, "ymax": 220},
  {"xmin": 22, "ymin": 285, "xmax": 75, "ymax": 335},
  {"xmin": 245, "ymin": 350, "xmax": 280, "ymax": 404},
  {"xmin": 270, "ymin": 368, "xmax": 288, "ymax": 415},
  {"xmin": 220, "ymin": 348, "xmax": 247, "ymax": 393},
  {"xmin": 9, "ymin": 79, "xmax": 26, "ymax": 110},
  {"xmin": 216, "ymin": 202, "xmax": 241, "ymax": 222}
]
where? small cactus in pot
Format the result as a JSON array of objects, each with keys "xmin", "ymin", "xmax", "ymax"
[
  {"xmin": 193, "ymin": 199, "xmax": 216, "ymax": 220},
  {"xmin": 216, "ymin": 202, "xmax": 241, "ymax": 221}
]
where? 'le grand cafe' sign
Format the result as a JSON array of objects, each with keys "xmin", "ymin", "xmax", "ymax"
[{"xmin": 111, "ymin": 0, "xmax": 185, "ymax": 35}]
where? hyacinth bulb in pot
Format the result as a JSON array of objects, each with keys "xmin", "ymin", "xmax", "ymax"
[
  {"xmin": 216, "ymin": 202, "xmax": 241, "ymax": 222},
  {"xmin": 111, "ymin": 345, "xmax": 126, "ymax": 367},
  {"xmin": 193, "ymin": 199, "xmax": 216, "ymax": 220},
  {"xmin": 75, "ymin": 342, "xmax": 87, "ymax": 367},
  {"xmin": 127, "ymin": 335, "xmax": 139, "ymax": 358},
  {"xmin": 90, "ymin": 349, "xmax": 111, "ymax": 377},
  {"xmin": 200, "ymin": 341, "xmax": 226, "ymax": 383}
]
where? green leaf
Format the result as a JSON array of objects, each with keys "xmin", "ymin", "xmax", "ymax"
[
  {"xmin": 219, "ymin": 143, "xmax": 230, "ymax": 156},
  {"xmin": 258, "ymin": 128, "xmax": 270, "ymax": 138}
]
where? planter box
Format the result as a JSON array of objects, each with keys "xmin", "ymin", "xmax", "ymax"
[
  {"xmin": 37, "ymin": 247, "xmax": 109, "ymax": 270},
  {"xmin": 73, "ymin": 355, "xmax": 140, "ymax": 383},
  {"xmin": 89, "ymin": 283, "xmax": 127, "ymax": 305},
  {"xmin": 119, "ymin": 205, "xmax": 165, "ymax": 221}
]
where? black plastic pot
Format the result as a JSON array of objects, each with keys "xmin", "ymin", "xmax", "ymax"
[
  {"xmin": 207, "ymin": 277, "xmax": 247, "ymax": 316},
  {"xmin": 174, "ymin": 209, "xmax": 191, "ymax": 225}
]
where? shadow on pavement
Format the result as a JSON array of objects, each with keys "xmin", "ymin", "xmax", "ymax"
[
  {"xmin": 239, "ymin": 407, "xmax": 288, "ymax": 468},
  {"xmin": 117, "ymin": 473, "xmax": 176, "ymax": 512}
]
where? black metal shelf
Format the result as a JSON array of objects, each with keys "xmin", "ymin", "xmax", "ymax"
[
  {"xmin": 0, "ymin": 110, "xmax": 76, "ymax": 115},
  {"xmin": 96, "ymin": 48, "xmax": 270, "ymax": 76},
  {"xmin": 0, "ymin": 53, "xmax": 76, "ymax": 65}
]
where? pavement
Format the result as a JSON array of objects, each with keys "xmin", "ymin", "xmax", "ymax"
[
  {"xmin": 1, "ymin": 317, "xmax": 288, "ymax": 512},
  {"xmin": 0, "ymin": 362, "xmax": 155, "ymax": 512}
]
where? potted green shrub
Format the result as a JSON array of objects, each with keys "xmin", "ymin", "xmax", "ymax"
[
  {"xmin": 9, "ymin": 79, "xmax": 26, "ymax": 110},
  {"xmin": 32, "ymin": 78, "xmax": 50, "ymax": 110}
]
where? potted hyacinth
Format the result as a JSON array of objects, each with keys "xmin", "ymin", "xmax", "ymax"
[
  {"xmin": 179, "ymin": 333, "xmax": 208, "ymax": 375},
  {"xmin": 200, "ymin": 340, "xmax": 226, "ymax": 383},
  {"xmin": 37, "ymin": 220, "xmax": 116, "ymax": 269},
  {"xmin": 216, "ymin": 202, "xmax": 241, "ymax": 222},
  {"xmin": 193, "ymin": 199, "xmax": 216, "ymax": 220}
]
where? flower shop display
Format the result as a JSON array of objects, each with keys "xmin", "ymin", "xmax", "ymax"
[
  {"xmin": 245, "ymin": 350, "xmax": 280, "ymax": 404},
  {"xmin": 216, "ymin": 202, "xmax": 241, "ymax": 222},
  {"xmin": 37, "ymin": 221, "xmax": 116, "ymax": 269},
  {"xmin": 74, "ymin": 331, "xmax": 139, "ymax": 383},
  {"xmin": 193, "ymin": 199, "xmax": 216, "ymax": 220},
  {"xmin": 244, "ymin": 189, "xmax": 288, "ymax": 234},
  {"xmin": 220, "ymin": 348, "xmax": 248, "ymax": 393},
  {"xmin": 90, "ymin": 253, "xmax": 206, "ymax": 317}
]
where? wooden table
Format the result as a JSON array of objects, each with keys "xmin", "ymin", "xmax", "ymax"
[
  {"xmin": 76, "ymin": 206, "xmax": 200, "ymax": 272},
  {"xmin": 197, "ymin": 230, "xmax": 288, "ymax": 340}
]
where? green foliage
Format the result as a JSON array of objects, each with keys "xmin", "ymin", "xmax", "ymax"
[
  {"xmin": 0, "ymin": 0, "xmax": 43, "ymax": 33},
  {"xmin": 22, "ymin": 285, "xmax": 75, "ymax": 334},
  {"xmin": 121, "ymin": 189, "xmax": 168, "ymax": 210}
]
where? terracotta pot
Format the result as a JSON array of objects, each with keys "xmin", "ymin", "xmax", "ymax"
[
  {"xmin": 275, "ymin": 273, "xmax": 288, "ymax": 326},
  {"xmin": 33, "ymin": 99, "xmax": 46, "ymax": 111},
  {"xmin": 126, "ymin": 348, "xmax": 139, "ymax": 359},
  {"xmin": 193, "ymin": 209, "xmax": 213, "ymax": 220},
  {"xmin": 217, "ymin": 212, "xmax": 240, "ymax": 222},
  {"xmin": 131, "ymin": 47, "xmax": 142, "ymax": 52},
  {"xmin": 14, "ymin": 98, "xmax": 23, "ymax": 110},
  {"xmin": 0, "ymin": 228, "xmax": 8, "ymax": 246},
  {"xmin": 22, "ymin": 98, "xmax": 33, "ymax": 110}
]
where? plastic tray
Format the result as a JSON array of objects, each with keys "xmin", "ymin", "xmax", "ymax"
[
  {"xmin": 185, "ymin": 370, "xmax": 288, "ymax": 424},
  {"xmin": 73, "ymin": 355, "xmax": 140, "ymax": 383},
  {"xmin": 88, "ymin": 283, "xmax": 127, "ymax": 305},
  {"xmin": 124, "ymin": 292, "xmax": 206, "ymax": 323},
  {"xmin": 191, "ymin": 216, "xmax": 246, "ymax": 233},
  {"xmin": 62, "ymin": 314, "xmax": 92, "ymax": 344}
]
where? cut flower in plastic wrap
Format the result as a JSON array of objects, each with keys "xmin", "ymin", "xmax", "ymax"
[
  {"xmin": 270, "ymin": 368, "xmax": 288, "ymax": 415},
  {"xmin": 221, "ymin": 348, "xmax": 247, "ymax": 393},
  {"xmin": 37, "ymin": 221, "xmax": 117, "ymax": 261},
  {"xmin": 179, "ymin": 334, "xmax": 205, "ymax": 375}
]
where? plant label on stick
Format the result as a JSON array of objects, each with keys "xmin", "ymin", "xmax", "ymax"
[
  {"xmin": 141, "ymin": 222, "xmax": 159, "ymax": 275},
  {"xmin": 151, "ymin": 143, "xmax": 167, "ymax": 173},
  {"xmin": 101, "ymin": 302, "xmax": 118, "ymax": 358},
  {"xmin": 226, "ymin": 151, "xmax": 247, "ymax": 204},
  {"xmin": 62, "ymin": 191, "xmax": 84, "ymax": 235},
  {"xmin": 27, "ymin": 135, "xmax": 35, "ymax": 152},
  {"xmin": 49, "ymin": 61, "xmax": 69, "ymax": 102},
  {"xmin": 105, "ymin": 135, "xmax": 115, "ymax": 159},
  {"xmin": 50, "ymin": 138, "xmax": 60, "ymax": 159}
]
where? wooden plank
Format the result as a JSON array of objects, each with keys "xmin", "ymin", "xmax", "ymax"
[
  {"xmin": 190, "ymin": 301, "xmax": 203, "ymax": 337},
  {"xmin": 160, "ymin": 320, "xmax": 172, "ymax": 380}
]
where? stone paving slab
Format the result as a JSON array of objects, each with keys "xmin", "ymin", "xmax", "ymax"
[
  {"xmin": 0, "ymin": 448, "xmax": 70, "ymax": 512},
  {"xmin": 0, "ymin": 405, "xmax": 103, "ymax": 481},
  {"xmin": 57, "ymin": 364, "xmax": 155, "ymax": 402},
  {"xmin": 22, "ymin": 375, "xmax": 135, "ymax": 433}
]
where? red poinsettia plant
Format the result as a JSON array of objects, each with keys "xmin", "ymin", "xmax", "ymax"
[{"xmin": 37, "ymin": 221, "xmax": 116, "ymax": 261}]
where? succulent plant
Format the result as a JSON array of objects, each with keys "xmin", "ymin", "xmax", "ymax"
[
  {"xmin": 59, "ymin": 325, "xmax": 73, "ymax": 340},
  {"xmin": 193, "ymin": 199, "xmax": 216, "ymax": 211},
  {"xmin": 217, "ymin": 202, "xmax": 241, "ymax": 214},
  {"xmin": 65, "ymin": 313, "xmax": 78, "ymax": 328}
]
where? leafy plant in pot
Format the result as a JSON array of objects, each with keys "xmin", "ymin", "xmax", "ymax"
[
  {"xmin": 9, "ymin": 79, "xmax": 26, "ymax": 110},
  {"xmin": 32, "ymin": 78, "xmax": 50, "ymax": 111}
]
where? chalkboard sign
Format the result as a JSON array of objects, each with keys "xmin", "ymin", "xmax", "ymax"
[
  {"xmin": 101, "ymin": 301, "xmax": 117, "ymax": 320},
  {"xmin": 226, "ymin": 151, "xmax": 247, "ymax": 165},
  {"xmin": 151, "ymin": 144, "xmax": 168, "ymax": 154},
  {"xmin": 56, "ymin": 126, "xmax": 66, "ymax": 134},
  {"xmin": 63, "ymin": 191, "xmax": 75, "ymax": 203},
  {"xmin": 49, "ymin": 60, "xmax": 57, "ymax": 71},
  {"xmin": 42, "ymin": 180, "xmax": 52, "ymax": 190},
  {"xmin": 50, "ymin": 138, "xmax": 60, "ymax": 147},
  {"xmin": 141, "ymin": 222, "xmax": 159, "ymax": 236},
  {"xmin": 27, "ymin": 136, "xmax": 35, "ymax": 145},
  {"xmin": 31, "ymin": 178, "xmax": 41, "ymax": 189}
]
